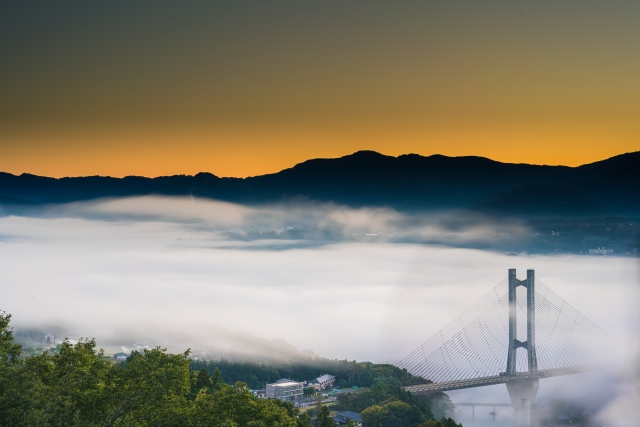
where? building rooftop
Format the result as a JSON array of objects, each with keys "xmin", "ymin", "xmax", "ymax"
[
  {"xmin": 334, "ymin": 411, "xmax": 362, "ymax": 422},
  {"xmin": 315, "ymin": 374, "xmax": 335, "ymax": 383},
  {"xmin": 270, "ymin": 379, "xmax": 302, "ymax": 387}
]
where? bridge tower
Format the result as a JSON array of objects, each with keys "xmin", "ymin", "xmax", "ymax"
[
  {"xmin": 505, "ymin": 269, "xmax": 538, "ymax": 427},
  {"xmin": 399, "ymin": 268, "xmax": 606, "ymax": 427}
]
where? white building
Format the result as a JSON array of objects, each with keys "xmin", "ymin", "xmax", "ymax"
[
  {"xmin": 266, "ymin": 378, "xmax": 303, "ymax": 401},
  {"xmin": 589, "ymin": 247, "xmax": 613, "ymax": 255},
  {"xmin": 307, "ymin": 374, "xmax": 335, "ymax": 391}
]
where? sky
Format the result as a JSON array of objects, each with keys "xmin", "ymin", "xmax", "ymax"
[
  {"xmin": 1, "ymin": 1, "xmax": 639, "ymax": 178},
  {"xmin": 1, "ymin": 196, "xmax": 638, "ymax": 424}
]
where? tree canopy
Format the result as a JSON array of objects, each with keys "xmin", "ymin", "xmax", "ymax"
[
  {"xmin": 0, "ymin": 311, "xmax": 462, "ymax": 427},
  {"xmin": 0, "ymin": 311, "xmax": 300, "ymax": 426},
  {"xmin": 190, "ymin": 358, "xmax": 428, "ymax": 390}
]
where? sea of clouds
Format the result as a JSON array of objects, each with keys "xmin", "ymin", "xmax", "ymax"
[{"xmin": 0, "ymin": 196, "xmax": 637, "ymax": 425}]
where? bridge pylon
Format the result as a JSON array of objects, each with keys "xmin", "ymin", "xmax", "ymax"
[
  {"xmin": 505, "ymin": 269, "xmax": 538, "ymax": 427},
  {"xmin": 398, "ymin": 268, "xmax": 606, "ymax": 427}
]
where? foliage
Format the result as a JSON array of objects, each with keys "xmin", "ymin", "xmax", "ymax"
[
  {"xmin": 0, "ymin": 312, "xmax": 303, "ymax": 427},
  {"xmin": 303, "ymin": 387, "xmax": 316, "ymax": 396},
  {"xmin": 189, "ymin": 382, "xmax": 297, "ymax": 427},
  {"xmin": 418, "ymin": 417, "xmax": 462, "ymax": 427},
  {"xmin": 421, "ymin": 393, "xmax": 456, "ymax": 419},
  {"xmin": 333, "ymin": 377, "xmax": 451, "ymax": 427},
  {"xmin": 190, "ymin": 358, "xmax": 428, "ymax": 390},
  {"xmin": 0, "ymin": 312, "xmax": 462, "ymax": 427},
  {"xmin": 296, "ymin": 411, "xmax": 311, "ymax": 427},
  {"xmin": 335, "ymin": 377, "xmax": 432, "ymax": 418},
  {"xmin": 315, "ymin": 405, "xmax": 334, "ymax": 427},
  {"xmin": 361, "ymin": 400, "xmax": 425, "ymax": 427}
]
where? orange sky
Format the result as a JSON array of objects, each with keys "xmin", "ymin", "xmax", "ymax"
[{"xmin": 1, "ymin": 1, "xmax": 638, "ymax": 178}]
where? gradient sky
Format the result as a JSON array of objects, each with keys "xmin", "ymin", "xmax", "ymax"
[{"xmin": 1, "ymin": 1, "xmax": 639, "ymax": 178}]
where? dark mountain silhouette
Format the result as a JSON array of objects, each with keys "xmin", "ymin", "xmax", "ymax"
[
  {"xmin": 1, "ymin": 150, "xmax": 639, "ymax": 217},
  {"xmin": 0, "ymin": 194, "xmax": 35, "ymax": 205}
]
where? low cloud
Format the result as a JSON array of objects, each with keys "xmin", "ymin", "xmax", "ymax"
[
  {"xmin": 0, "ymin": 196, "xmax": 638, "ymax": 423},
  {"xmin": 31, "ymin": 196, "xmax": 531, "ymax": 249}
]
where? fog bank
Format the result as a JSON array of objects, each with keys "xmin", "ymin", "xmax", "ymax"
[{"xmin": 1, "ymin": 196, "xmax": 637, "ymax": 423}]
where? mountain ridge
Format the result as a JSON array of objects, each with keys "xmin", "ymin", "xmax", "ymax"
[{"xmin": 1, "ymin": 150, "xmax": 639, "ymax": 218}]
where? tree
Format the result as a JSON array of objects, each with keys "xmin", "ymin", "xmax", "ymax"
[
  {"xmin": 297, "ymin": 411, "xmax": 312, "ymax": 427},
  {"xmin": 361, "ymin": 400, "xmax": 426, "ymax": 427},
  {"xmin": 0, "ymin": 310, "xmax": 448, "ymax": 427},
  {"xmin": 0, "ymin": 312, "xmax": 21, "ymax": 365},
  {"xmin": 189, "ymin": 358, "xmax": 428, "ymax": 391},
  {"xmin": 335, "ymin": 377, "xmax": 432, "ymax": 420},
  {"xmin": 439, "ymin": 417, "xmax": 462, "ymax": 427},
  {"xmin": 212, "ymin": 367, "xmax": 224, "ymax": 391},
  {"xmin": 359, "ymin": 363, "xmax": 374, "ymax": 387},
  {"xmin": 418, "ymin": 418, "xmax": 462, "ymax": 427},
  {"xmin": 274, "ymin": 398, "xmax": 299, "ymax": 418},
  {"xmin": 423, "ymin": 393, "xmax": 455, "ymax": 419},
  {"xmin": 191, "ymin": 366, "xmax": 214, "ymax": 398},
  {"xmin": 102, "ymin": 347, "xmax": 192, "ymax": 425},
  {"xmin": 0, "ymin": 311, "xmax": 306, "ymax": 426},
  {"xmin": 303, "ymin": 387, "xmax": 316, "ymax": 396},
  {"xmin": 0, "ymin": 311, "xmax": 27, "ymax": 423},
  {"xmin": 316, "ymin": 405, "xmax": 335, "ymax": 427},
  {"xmin": 195, "ymin": 367, "xmax": 214, "ymax": 390},
  {"xmin": 191, "ymin": 382, "xmax": 297, "ymax": 427}
]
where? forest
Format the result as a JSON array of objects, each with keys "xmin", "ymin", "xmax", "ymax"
[
  {"xmin": 0, "ymin": 311, "xmax": 461, "ymax": 427},
  {"xmin": 190, "ymin": 358, "xmax": 428, "ymax": 390}
]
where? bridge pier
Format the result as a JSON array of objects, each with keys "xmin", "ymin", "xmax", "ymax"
[{"xmin": 506, "ymin": 379, "xmax": 538, "ymax": 427}]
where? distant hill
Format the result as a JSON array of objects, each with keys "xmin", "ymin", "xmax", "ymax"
[
  {"xmin": 0, "ymin": 194, "xmax": 35, "ymax": 205},
  {"xmin": 1, "ymin": 150, "xmax": 639, "ymax": 217}
]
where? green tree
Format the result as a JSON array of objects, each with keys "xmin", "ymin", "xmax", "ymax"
[
  {"xmin": 423, "ymin": 393, "xmax": 455, "ymax": 419},
  {"xmin": 274, "ymin": 399, "xmax": 299, "ymax": 418},
  {"xmin": 101, "ymin": 347, "xmax": 192, "ymax": 425},
  {"xmin": 0, "ymin": 311, "xmax": 27, "ymax": 423},
  {"xmin": 361, "ymin": 399, "xmax": 426, "ymax": 427},
  {"xmin": 316, "ymin": 405, "xmax": 335, "ymax": 427},
  {"xmin": 212, "ymin": 367, "xmax": 224, "ymax": 391},
  {"xmin": 1, "ymin": 311, "xmax": 447, "ymax": 427},
  {"xmin": 191, "ymin": 366, "xmax": 214, "ymax": 398},
  {"xmin": 359, "ymin": 363, "xmax": 374, "ymax": 387},
  {"xmin": 418, "ymin": 418, "xmax": 462, "ymax": 427},
  {"xmin": 335, "ymin": 377, "xmax": 432, "ymax": 420},
  {"xmin": 191, "ymin": 381, "xmax": 297, "ymax": 427},
  {"xmin": 0, "ymin": 312, "xmax": 309, "ymax": 426},
  {"xmin": 439, "ymin": 417, "xmax": 462, "ymax": 427},
  {"xmin": 195, "ymin": 367, "xmax": 214, "ymax": 390},
  {"xmin": 297, "ymin": 411, "xmax": 312, "ymax": 427}
]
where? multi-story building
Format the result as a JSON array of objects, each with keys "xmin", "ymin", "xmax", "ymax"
[
  {"xmin": 266, "ymin": 378, "xmax": 304, "ymax": 401},
  {"xmin": 307, "ymin": 374, "xmax": 335, "ymax": 391}
]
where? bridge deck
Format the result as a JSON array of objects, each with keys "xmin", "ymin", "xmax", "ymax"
[{"xmin": 404, "ymin": 366, "xmax": 592, "ymax": 395}]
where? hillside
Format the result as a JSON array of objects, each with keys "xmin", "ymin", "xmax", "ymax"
[{"xmin": 1, "ymin": 150, "xmax": 639, "ymax": 217}]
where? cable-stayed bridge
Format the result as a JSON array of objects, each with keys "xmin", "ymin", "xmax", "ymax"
[{"xmin": 397, "ymin": 269, "xmax": 606, "ymax": 427}]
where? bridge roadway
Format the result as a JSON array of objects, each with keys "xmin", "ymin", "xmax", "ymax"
[{"xmin": 404, "ymin": 366, "xmax": 592, "ymax": 395}]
